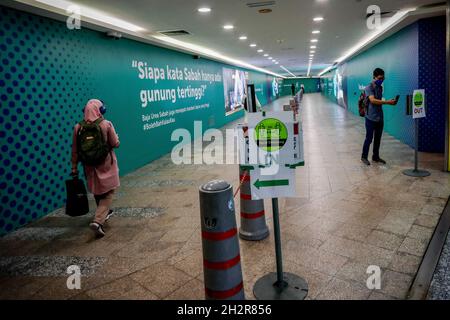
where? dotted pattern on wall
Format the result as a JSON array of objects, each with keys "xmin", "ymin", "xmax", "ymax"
[
  {"xmin": 418, "ymin": 17, "xmax": 446, "ymax": 153},
  {"xmin": 0, "ymin": 6, "xmax": 96, "ymax": 236}
]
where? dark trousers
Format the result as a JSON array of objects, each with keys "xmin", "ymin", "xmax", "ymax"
[{"xmin": 362, "ymin": 118, "xmax": 384, "ymax": 159}]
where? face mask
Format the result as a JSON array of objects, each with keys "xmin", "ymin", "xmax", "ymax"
[{"xmin": 374, "ymin": 79, "xmax": 384, "ymax": 86}]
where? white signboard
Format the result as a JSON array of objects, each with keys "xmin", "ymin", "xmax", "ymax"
[
  {"xmin": 249, "ymin": 166, "xmax": 297, "ymax": 200},
  {"xmin": 412, "ymin": 89, "xmax": 426, "ymax": 119},
  {"xmin": 237, "ymin": 111, "xmax": 304, "ymax": 200}
]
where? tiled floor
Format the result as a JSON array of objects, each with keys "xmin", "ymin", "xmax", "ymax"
[
  {"xmin": 0, "ymin": 93, "xmax": 449, "ymax": 300},
  {"xmin": 428, "ymin": 229, "xmax": 450, "ymax": 300}
]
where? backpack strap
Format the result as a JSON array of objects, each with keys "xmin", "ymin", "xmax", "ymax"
[{"xmin": 95, "ymin": 118, "xmax": 114, "ymax": 166}]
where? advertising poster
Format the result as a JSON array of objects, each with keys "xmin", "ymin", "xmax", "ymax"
[{"xmin": 223, "ymin": 68, "xmax": 248, "ymax": 116}]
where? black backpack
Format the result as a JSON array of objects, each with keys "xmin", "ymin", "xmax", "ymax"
[
  {"xmin": 358, "ymin": 91, "xmax": 369, "ymax": 117},
  {"xmin": 77, "ymin": 119, "xmax": 111, "ymax": 166}
]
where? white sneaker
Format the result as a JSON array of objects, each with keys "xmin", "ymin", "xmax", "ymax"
[{"xmin": 89, "ymin": 222, "xmax": 105, "ymax": 237}]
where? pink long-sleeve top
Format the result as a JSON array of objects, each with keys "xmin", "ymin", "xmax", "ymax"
[{"xmin": 71, "ymin": 99, "xmax": 120, "ymax": 195}]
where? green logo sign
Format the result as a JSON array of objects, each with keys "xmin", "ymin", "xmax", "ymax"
[
  {"xmin": 414, "ymin": 92, "xmax": 423, "ymax": 107},
  {"xmin": 254, "ymin": 118, "xmax": 288, "ymax": 152}
]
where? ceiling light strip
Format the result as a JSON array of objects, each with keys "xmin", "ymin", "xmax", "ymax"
[
  {"xmin": 318, "ymin": 8, "xmax": 417, "ymax": 76},
  {"xmin": 307, "ymin": 61, "xmax": 312, "ymax": 77},
  {"xmin": 280, "ymin": 66, "xmax": 296, "ymax": 77},
  {"xmin": 153, "ymin": 35, "xmax": 285, "ymax": 78},
  {"xmin": 35, "ymin": 0, "xmax": 145, "ymax": 32},
  {"xmin": 28, "ymin": 0, "xmax": 285, "ymax": 78}
]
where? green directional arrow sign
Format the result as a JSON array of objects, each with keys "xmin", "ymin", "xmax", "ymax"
[{"xmin": 254, "ymin": 179, "xmax": 289, "ymax": 189}]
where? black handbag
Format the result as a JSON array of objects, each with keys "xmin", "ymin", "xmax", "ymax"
[{"xmin": 65, "ymin": 173, "xmax": 89, "ymax": 217}]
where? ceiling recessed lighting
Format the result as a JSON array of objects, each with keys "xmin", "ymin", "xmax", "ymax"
[
  {"xmin": 223, "ymin": 25, "xmax": 234, "ymax": 30},
  {"xmin": 310, "ymin": 51, "xmax": 316, "ymax": 53},
  {"xmin": 257, "ymin": 49, "xmax": 264, "ymax": 53},
  {"xmin": 310, "ymin": 46, "xmax": 317, "ymax": 49},
  {"xmin": 152, "ymin": 34, "xmax": 285, "ymax": 78},
  {"xmin": 239, "ymin": 36, "xmax": 247, "ymax": 40},
  {"xmin": 312, "ymin": 30, "xmax": 320, "ymax": 34},
  {"xmin": 250, "ymin": 43, "xmax": 257, "ymax": 47},
  {"xmin": 36, "ymin": 0, "xmax": 146, "ymax": 32},
  {"xmin": 313, "ymin": 17, "xmax": 324, "ymax": 22},
  {"xmin": 268, "ymin": 56, "xmax": 272, "ymax": 59},
  {"xmin": 318, "ymin": 7, "xmax": 419, "ymax": 77},
  {"xmin": 311, "ymin": 39, "xmax": 318, "ymax": 43},
  {"xmin": 275, "ymin": 62, "xmax": 279, "ymax": 64},
  {"xmin": 198, "ymin": 7, "xmax": 211, "ymax": 13},
  {"xmin": 263, "ymin": 54, "xmax": 269, "ymax": 57}
]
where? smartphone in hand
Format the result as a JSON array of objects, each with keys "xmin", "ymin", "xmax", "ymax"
[{"xmin": 394, "ymin": 95, "xmax": 400, "ymax": 105}]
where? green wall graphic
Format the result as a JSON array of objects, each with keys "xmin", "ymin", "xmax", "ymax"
[
  {"xmin": 279, "ymin": 78, "xmax": 321, "ymax": 96},
  {"xmin": 321, "ymin": 23, "xmax": 420, "ymax": 148},
  {"xmin": 321, "ymin": 18, "xmax": 447, "ymax": 154},
  {"xmin": 0, "ymin": 6, "xmax": 278, "ymax": 235}
]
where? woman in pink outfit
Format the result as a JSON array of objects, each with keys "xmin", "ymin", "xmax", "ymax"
[{"xmin": 71, "ymin": 99, "xmax": 120, "ymax": 237}]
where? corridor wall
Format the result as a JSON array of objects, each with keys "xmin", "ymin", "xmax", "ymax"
[
  {"xmin": 279, "ymin": 78, "xmax": 321, "ymax": 96},
  {"xmin": 321, "ymin": 16, "xmax": 447, "ymax": 154},
  {"xmin": 0, "ymin": 6, "xmax": 279, "ymax": 235}
]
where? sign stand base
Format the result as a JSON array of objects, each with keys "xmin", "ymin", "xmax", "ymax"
[
  {"xmin": 253, "ymin": 272, "xmax": 308, "ymax": 300},
  {"xmin": 402, "ymin": 169, "xmax": 430, "ymax": 177},
  {"xmin": 402, "ymin": 118, "xmax": 431, "ymax": 178},
  {"xmin": 253, "ymin": 198, "xmax": 308, "ymax": 300}
]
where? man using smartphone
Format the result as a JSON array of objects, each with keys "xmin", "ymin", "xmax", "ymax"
[{"xmin": 361, "ymin": 68, "xmax": 397, "ymax": 165}]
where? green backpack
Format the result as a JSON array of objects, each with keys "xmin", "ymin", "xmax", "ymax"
[{"xmin": 77, "ymin": 119, "xmax": 111, "ymax": 166}]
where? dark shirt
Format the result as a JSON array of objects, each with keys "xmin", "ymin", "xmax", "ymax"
[{"xmin": 365, "ymin": 82, "xmax": 383, "ymax": 122}]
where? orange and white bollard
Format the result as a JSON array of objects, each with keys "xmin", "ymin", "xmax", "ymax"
[{"xmin": 238, "ymin": 166, "xmax": 269, "ymax": 241}]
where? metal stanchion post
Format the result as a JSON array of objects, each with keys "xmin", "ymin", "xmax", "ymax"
[
  {"xmin": 403, "ymin": 118, "xmax": 431, "ymax": 177},
  {"xmin": 253, "ymin": 198, "xmax": 308, "ymax": 300},
  {"xmin": 272, "ymin": 198, "xmax": 285, "ymax": 287}
]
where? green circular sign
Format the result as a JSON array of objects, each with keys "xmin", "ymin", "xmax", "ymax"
[
  {"xmin": 414, "ymin": 92, "xmax": 423, "ymax": 107},
  {"xmin": 254, "ymin": 118, "xmax": 288, "ymax": 152}
]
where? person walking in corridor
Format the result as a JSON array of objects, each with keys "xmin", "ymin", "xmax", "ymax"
[
  {"xmin": 291, "ymin": 83, "xmax": 296, "ymax": 96},
  {"xmin": 71, "ymin": 99, "xmax": 120, "ymax": 237},
  {"xmin": 361, "ymin": 68, "xmax": 397, "ymax": 166}
]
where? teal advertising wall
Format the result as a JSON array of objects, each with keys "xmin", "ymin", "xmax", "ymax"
[
  {"xmin": 345, "ymin": 23, "xmax": 419, "ymax": 148},
  {"xmin": 250, "ymin": 71, "xmax": 279, "ymax": 106},
  {"xmin": 0, "ymin": 6, "xmax": 278, "ymax": 235},
  {"xmin": 321, "ymin": 17, "xmax": 446, "ymax": 153},
  {"xmin": 280, "ymin": 78, "xmax": 321, "ymax": 96},
  {"xmin": 322, "ymin": 22, "xmax": 420, "ymax": 148},
  {"xmin": 320, "ymin": 69, "xmax": 341, "ymax": 105}
]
